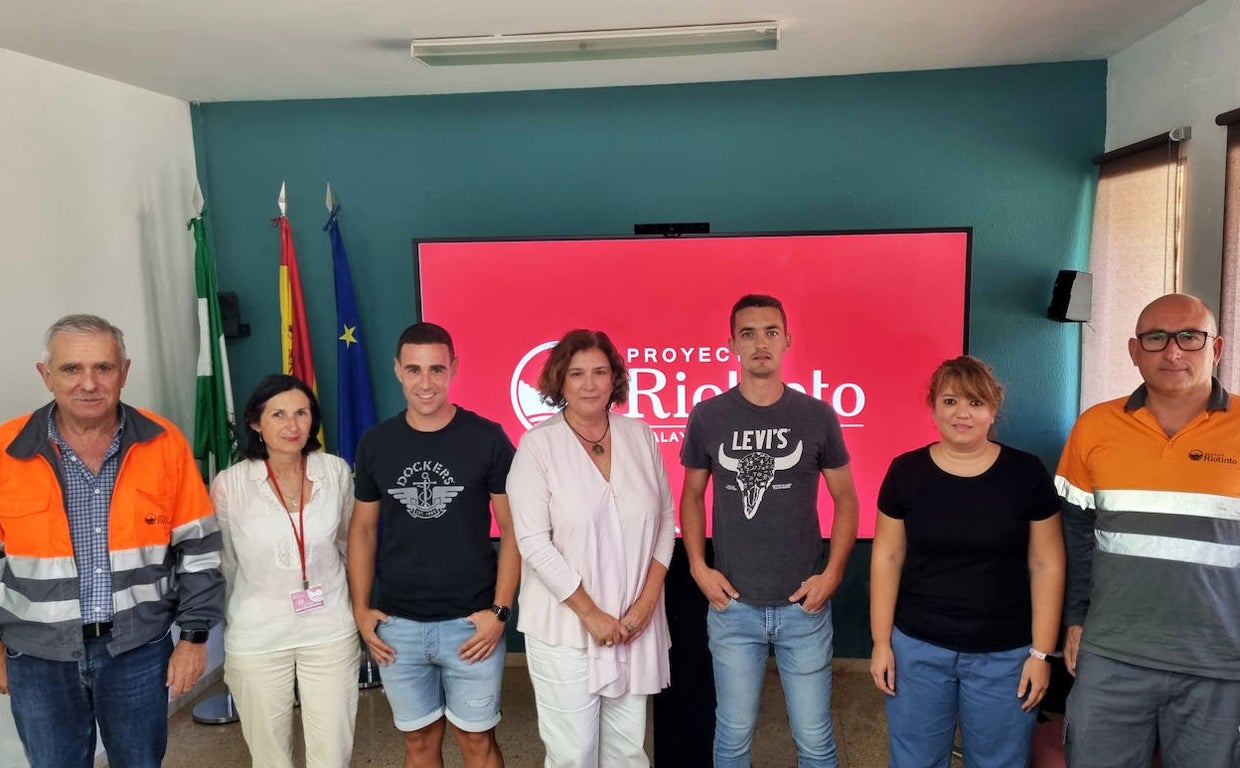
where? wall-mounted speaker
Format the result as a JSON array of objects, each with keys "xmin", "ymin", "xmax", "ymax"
[
  {"xmin": 218, "ymin": 291, "xmax": 251, "ymax": 339},
  {"xmin": 1047, "ymin": 270, "xmax": 1092, "ymax": 323}
]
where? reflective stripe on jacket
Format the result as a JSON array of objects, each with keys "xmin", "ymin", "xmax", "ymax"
[{"xmin": 0, "ymin": 402, "xmax": 224, "ymax": 661}]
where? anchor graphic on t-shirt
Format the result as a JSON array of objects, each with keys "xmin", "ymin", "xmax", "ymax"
[{"xmin": 387, "ymin": 472, "xmax": 464, "ymax": 520}]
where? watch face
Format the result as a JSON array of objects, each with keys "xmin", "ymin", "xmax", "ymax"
[{"xmin": 491, "ymin": 605, "xmax": 511, "ymax": 622}]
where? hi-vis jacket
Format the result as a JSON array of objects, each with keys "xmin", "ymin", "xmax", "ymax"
[
  {"xmin": 1056, "ymin": 380, "xmax": 1240, "ymax": 681},
  {"xmin": 0, "ymin": 402, "xmax": 224, "ymax": 662}
]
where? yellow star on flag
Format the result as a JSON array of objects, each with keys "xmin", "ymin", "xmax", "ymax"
[{"xmin": 339, "ymin": 324, "xmax": 358, "ymax": 348}]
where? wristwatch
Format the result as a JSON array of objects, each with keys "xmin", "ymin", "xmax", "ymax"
[
  {"xmin": 181, "ymin": 628, "xmax": 210, "ymax": 644},
  {"xmin": 1028, "ymin": 647, "xmax": 1050, "ymax": 661},
  {"xmin": 490, "ymin": 604, "xmax": 511, "ymax": 623}
]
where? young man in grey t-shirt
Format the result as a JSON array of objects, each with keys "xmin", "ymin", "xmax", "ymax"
[{"xmin": 680, "ymin": 294, "xmax": 859, "ymax": 768}]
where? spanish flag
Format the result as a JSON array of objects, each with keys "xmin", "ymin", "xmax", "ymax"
[{"xmin": 274, "ymin": 185, "xmax": 325, "ymax": 446}]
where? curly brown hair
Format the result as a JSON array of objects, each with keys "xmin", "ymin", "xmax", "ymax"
[{"xmin": 537, "ymin": 329, "xmax": 629, "ymax": 409}]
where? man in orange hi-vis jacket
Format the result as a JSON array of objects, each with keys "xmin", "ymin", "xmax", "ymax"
[
  {"xmin": 0, "ymin": 314, "xmax": 224, "ymax": 768},
  {"xmin": 1057, "ymin": 294, "xmax": 1240, "ymax": 768}
]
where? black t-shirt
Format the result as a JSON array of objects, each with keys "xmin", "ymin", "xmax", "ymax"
[
  {"xmin": 354, "ymin": 407, "xmax": 515, "ymax": 621},
  {"xmin": 877, "ymin": 444, "xmax": 1058, "ymax": 652}
]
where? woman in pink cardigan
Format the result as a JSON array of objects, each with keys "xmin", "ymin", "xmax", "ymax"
[{"xmin": 507, "ymin": 329, "xmax": 675, "ymax": 768}]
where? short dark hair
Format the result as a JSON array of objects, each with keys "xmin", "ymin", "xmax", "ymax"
[
  {"xmin": 536, "ymin": 329, "xmax": 629, "ymax": 409},
  {"xmin": 730, "ymin": 294, "xmax": 787, "ymax": 336},
  {"xmin": 240, "ymin": 374, "xmax": 323, "ymax": 459},
  {"xmin": 396, "ymin": 322, "xmax": 455, "ymax": 359}
]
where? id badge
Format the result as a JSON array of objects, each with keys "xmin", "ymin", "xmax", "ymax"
[{"xmin": 291, "ymin": 584, "xmax": 326, "ymax": 614}]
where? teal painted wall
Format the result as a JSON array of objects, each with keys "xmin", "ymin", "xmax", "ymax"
[{"xmin": 193, "ymin": 61, "xmax": 1105, "ymax": 656}]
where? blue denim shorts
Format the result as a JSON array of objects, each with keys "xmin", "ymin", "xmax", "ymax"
[{"xmin": 376, "ymin": 615, "xmax": 505, "ymax": 733}]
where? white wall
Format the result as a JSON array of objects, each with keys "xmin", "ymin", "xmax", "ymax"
[
  {"xmin": 0, "ymin": 47, "xmax": 200, "ymax": 424},
  {"xmin": 1106, "ymin": 0, "xmax": 1240, "ymax": 309},
  {"xmin": 0, "ymin": 47, "xmax": 216, "ymax": 768}
]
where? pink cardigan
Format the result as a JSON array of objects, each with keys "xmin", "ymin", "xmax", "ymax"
[{"xmin": 508, "ymin": 412, "xmax": 675, "ymax": 696}]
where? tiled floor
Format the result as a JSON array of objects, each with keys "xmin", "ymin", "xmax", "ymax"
[{"xmin": 162, "ymin": 657, "xmax": 923, "ymax": 767}]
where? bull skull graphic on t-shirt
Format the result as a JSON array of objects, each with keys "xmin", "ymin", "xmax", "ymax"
[{"xmin": 717, "ymin": 441, "xmax": 803, "ymax": 519}]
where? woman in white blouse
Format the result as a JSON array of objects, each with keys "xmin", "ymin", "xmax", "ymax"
[
  {"xmin": 507, "ymin": 329, "xmax": 676, "ymax": 768},
  {"xmin": 210, "ymin": 375, "xmax": 358, "ymax": 768}
]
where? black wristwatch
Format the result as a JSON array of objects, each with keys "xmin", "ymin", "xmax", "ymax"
[
  {"xmin": 181, "ymin": 628, "xmax": 210, "ymax": 644},
  {"xmin": 489, "ymin": 604, "xmax": 511, "ymax": 623}
]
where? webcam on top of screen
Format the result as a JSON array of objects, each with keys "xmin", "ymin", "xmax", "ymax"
[{"xmin": 633, "ymin": 222, "xmax": 711, "ymax": 237}]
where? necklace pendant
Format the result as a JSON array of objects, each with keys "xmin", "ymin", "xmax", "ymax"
[{"xmin": 591, "ymin": 444, "xmax": 605, "ymax": 456}]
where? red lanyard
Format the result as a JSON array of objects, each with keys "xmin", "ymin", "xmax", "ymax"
[{"xmin": 265, "ymin": 459, "xmax": 309, "ymax": 589}]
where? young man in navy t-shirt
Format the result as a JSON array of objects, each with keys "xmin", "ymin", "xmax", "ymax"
[{"xmin": 348, "ymin": 322, "xmax": 518, "ymax": 768}]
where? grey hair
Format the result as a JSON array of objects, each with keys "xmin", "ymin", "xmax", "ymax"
[{"xmin": 43, "ymin": 314, "xmax": 127, "ymax": 363}]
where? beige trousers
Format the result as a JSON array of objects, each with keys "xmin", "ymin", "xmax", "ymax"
[{"xmin": 224, "ymin": 633, "xmax": 360, "ymax": 768}]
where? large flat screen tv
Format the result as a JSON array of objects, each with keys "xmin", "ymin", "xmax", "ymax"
[{"xmin": 415, "ymin": 229, "xmax": 970, "ymax": 538}]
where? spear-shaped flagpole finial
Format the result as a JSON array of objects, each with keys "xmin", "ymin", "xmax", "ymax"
[
  {"xmin": 192, "ymin": 183, "xmax": 204, "ymax": 217},
  {"xmin": 325, "ymin": 182, "xmax": 335, "ymax": 213},
  {"xmin": 278, "ymin": 181, "xmax": 287, "ymax": 217}
]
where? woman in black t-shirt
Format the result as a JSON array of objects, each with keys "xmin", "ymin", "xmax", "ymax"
[{"xmin": 870, "ymin": 356, "xmax": 1064, "ymax": 768}]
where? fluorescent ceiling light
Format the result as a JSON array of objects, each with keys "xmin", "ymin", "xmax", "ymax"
[{"xmin": 411, "ymin": 22, "xmax": 780, "ymax": 67}]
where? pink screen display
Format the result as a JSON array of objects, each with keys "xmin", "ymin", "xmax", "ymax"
[{"xmin": 416, "ymin": 231, "xmax": 969, "ymax": 538}]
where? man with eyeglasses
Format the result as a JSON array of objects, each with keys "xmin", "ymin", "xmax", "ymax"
[{"xmin": 1056, "ymin": 293, "xmax": 1240, "ymax": 767}]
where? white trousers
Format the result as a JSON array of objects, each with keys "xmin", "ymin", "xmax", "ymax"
[
  {"xmin": 525, "ymin": 636, "xmax": 650, "ymax": 768},
  {"xmin": 224, "ymin": 633, "xmax": 360, "ymax": 768}
]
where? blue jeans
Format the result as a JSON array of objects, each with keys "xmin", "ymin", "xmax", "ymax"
[
  {"xmin": 5, "ymin": 630, "xmax": 173, "ymax": 768},
  {"xmin": 885, "ymin": 627, "xmax": 1035, "ymax": 768},
  {"xmin": 707, "ymin": 598, "xmax": 836, "ymax": 768}
]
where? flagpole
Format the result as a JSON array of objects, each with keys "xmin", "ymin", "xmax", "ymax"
[{"xmin": 188, "ymin": 182, "xmax": 242, "ymax": 726}]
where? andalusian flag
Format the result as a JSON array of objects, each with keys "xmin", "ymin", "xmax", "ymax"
[
  {"xmin": 190, "ymin": 204, "xmax": 237, "ymax": 480},
  {"xmin": 325, "ymin": 191, "xmax": 376, "ymax": 466},
  {"xmin": 274, "ymin": 182, "xmax": 325, "ymax": 446}
]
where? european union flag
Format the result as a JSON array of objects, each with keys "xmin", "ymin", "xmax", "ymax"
[{"xmin": 326, "ymin": 204, "xmax": 376, "ymax": 467}]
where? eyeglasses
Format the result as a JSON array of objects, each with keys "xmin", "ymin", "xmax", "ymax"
[{"xmin": 1135, "ymin": 329, "xmax": 1212, "ymax": 352}]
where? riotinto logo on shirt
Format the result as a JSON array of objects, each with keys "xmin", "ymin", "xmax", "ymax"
[{"xmin": 1187, "ymin": 449, "xmax": 1237, "ymax": 464}]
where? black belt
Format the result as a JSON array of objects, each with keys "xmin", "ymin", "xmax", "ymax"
[{"xmin": 82, "ymin": 622, "xmax": 113, "ymax": 638}]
